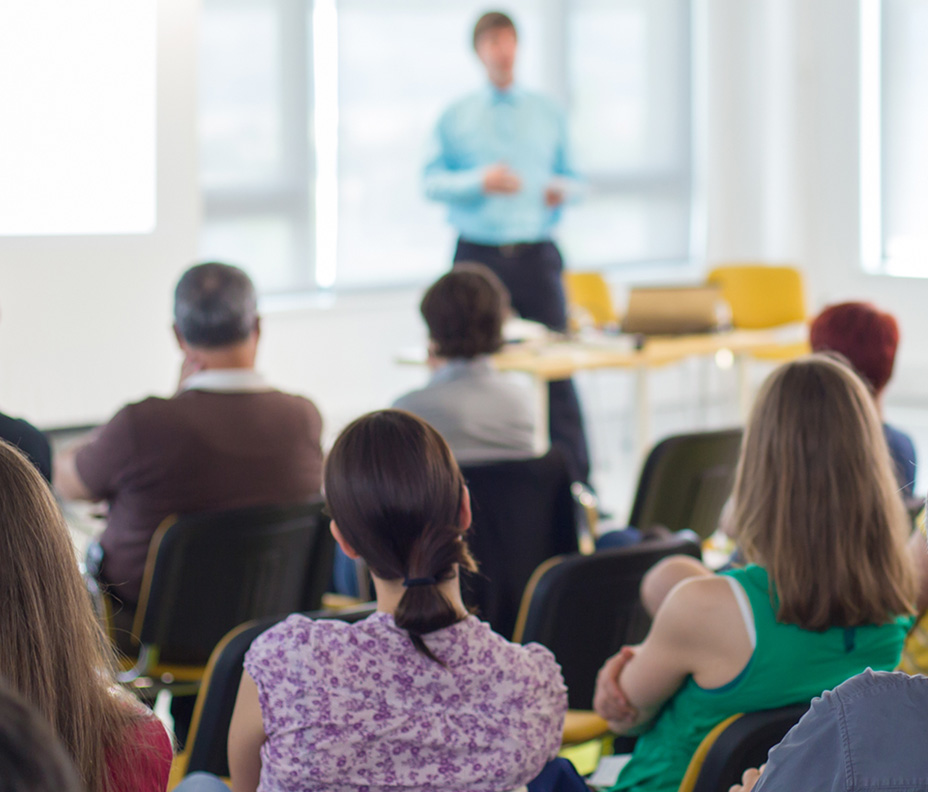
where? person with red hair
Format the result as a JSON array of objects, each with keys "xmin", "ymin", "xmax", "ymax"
[{"xmin": 810, "ymin": 301, "xmax": 916, "ymax": 496}]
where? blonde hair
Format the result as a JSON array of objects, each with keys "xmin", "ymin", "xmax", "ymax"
[
  {"xmin": 732, "ymin": 354, "xmax": 916, "ymax": 630},
  {"xmin": 0, "ymin": 441, "xmax": 146, "ymax": 791}
]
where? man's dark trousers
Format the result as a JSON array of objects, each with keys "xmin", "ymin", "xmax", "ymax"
[{"xmin": 454, "ymin": 238, "xmax": 591, "ymax": 483}]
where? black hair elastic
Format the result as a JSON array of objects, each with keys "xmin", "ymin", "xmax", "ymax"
[{"xmin": 403, "ymin": 576, "xmax": 438, "ymax": 588}]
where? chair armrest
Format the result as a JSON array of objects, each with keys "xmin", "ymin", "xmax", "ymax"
[
  {"xmin": 562, "ymin": 710, "xmax": 610, "ymax": 745},
  {"xmin": 571, "ymin": 482, "xmax": 599, "ymax": 553}
]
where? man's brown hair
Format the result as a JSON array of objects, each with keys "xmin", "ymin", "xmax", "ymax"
[
  {"xmin": 732, "ymin": 354, "xmax": 916, "ymax": 630},
  {"xmin": 473, "ymin": 11, "xmax": 516, "ymax": 49},
  {"xmin": 421, "ymin": 263, "xmax": 510, "ymax": 359}
]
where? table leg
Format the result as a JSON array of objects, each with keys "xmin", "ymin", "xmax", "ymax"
[
  {"xmin": 736, "ymin": 354, "xmax": 751, "ymax": 419},
  {"xmin": 533, "ymin": 375, "xmax": 550, "ymax": 455},
  {"xmin": 635, "ymin": 365, "xmax": 651, "ymax": 464}
]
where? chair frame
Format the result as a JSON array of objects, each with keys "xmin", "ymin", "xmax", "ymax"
[
  {"xmin": 679, "ymin": 704, "xmax": 809, "ymax": 792},
  {"xmin": 116, "ymin": 499, "xmax": 334, "ymax": 694}
]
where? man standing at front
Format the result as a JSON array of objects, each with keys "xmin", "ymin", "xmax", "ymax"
[{"xmin": 424, "ymin": 11, "xmax": 590, "ymax": 482}]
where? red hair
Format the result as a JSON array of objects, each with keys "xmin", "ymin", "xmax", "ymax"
[{"xmin": 810, "ymin": 302, "xmax": 899, "ymax": 395}]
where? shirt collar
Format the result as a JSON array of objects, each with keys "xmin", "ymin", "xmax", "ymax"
[
  {"xmin": 430, "ymin": 356, "xmax": 494, "ymax": 384},
  {"xmin": 180, "ymin": 368, "xmax": 274, "ymax": 393},
  {"xmin": 486, "ymin": 83, "xmax": 522, "ymax": 105}
]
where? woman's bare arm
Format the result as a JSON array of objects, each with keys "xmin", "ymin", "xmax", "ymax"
[
  {"xmin": 595, "ymin": 574, "xmax": 753, "ymax": 734},
  {"xmin": 228, "ymin": 672, "xmax": 267, "ymax": 792}
]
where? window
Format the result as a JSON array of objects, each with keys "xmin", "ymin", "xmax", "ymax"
[
  {"xmin": 199, "ymin": 0, "xmax": 695, "ymax": 293},
  {"xmin": 199, "ymin": 0, "xmax": 314, "ymax": 294},
  {"xmin": 0, "ymin": 0, "xmax": 156, "ymax": 236},
  {"xmin": 860, "ymin": 0, "xmax": 928, "ymax": 276},
  {"xmin": 561, "ymin": 0, "xmax": 693, "ymax": 268}
]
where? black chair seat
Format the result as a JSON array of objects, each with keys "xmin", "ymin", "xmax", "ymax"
[
  {"xmin": 460, "ymin": 447, "xmax": 579, "ymax": 639},
  {"xmin": 121, "ymin": 499, "xmax": 334, "ymax": 684},
  {"xmin": 688, "ymin": 704, "xmax": 809, "ymax": 792},
  {"xmin": 514, "ymin": 535, "xmax": 702, "ymax": 710},
  {"xmin": 629, "ymin": 429, "xmax": 743, "ymax": 539}
]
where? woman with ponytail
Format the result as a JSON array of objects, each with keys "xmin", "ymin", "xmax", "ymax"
[{"xmin": 226, "ymin": 409, "xmax": 568, "ymax": 792}]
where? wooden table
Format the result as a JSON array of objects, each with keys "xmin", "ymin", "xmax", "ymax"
[{"xmin": 488, "ymin": 327, "xmax": 808, "ymax": 459}]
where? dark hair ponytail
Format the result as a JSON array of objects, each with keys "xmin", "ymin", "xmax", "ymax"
[{"xmin": 324, "ymin": 410, "xmax": 477, "ymax": 662}]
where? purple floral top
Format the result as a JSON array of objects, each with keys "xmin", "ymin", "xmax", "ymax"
[{"xmin": 244, "ymin": 612, "xmax": 567, "ymax": 792}]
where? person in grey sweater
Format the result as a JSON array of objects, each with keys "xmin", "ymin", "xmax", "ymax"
[{"xmin": 394, "ymin": 263, "xmax": 536, "ymax": 464}]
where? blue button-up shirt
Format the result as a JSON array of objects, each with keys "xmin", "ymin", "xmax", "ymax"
[
  {"xmin": 753, "ymin": 670, "xmax": 928, "ymax": 792},
  {"xmin": 423, "ymin": 84, "xmax": 577, "ymax": 245}
]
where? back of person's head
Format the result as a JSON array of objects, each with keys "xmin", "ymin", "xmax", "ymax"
[
  {"xmin": 324, "ymin": 410, "xmax": 477, "ymax": 661},
  {"xmin": 732, "ymin": 354, "xmax": 915, "ymax": 630},
  {"xmin": 0, "ymin": 441, "xmax": 137, "ymax": 792},
  {"xmin": 421, "ymin": 263, "xmax": 510, "ymax": 360},
  {"xmin": 473, "ymin": 11, "xmax": 517, "ymax": 48},
  {"xmin": 810, "ymin": 301, "xmax": 899, "ymax": 396},
  {"xmin": 174, "ymin": 261, "xmax": 258, "ymax": 348},
  {"xmin": 0, "ymin": 679, "xmax": 83, "ymax": 792}
]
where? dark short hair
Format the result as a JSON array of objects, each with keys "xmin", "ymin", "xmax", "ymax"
[
  {"xmin": 810, "ymin": 302, "xmax": 899, "ymax": 395},
  {"xmin": 421, "ymin": 264, "xmax": 510, "ymax": 359},
  {"xmin": 324, "ymin": 410, "xmax": 477, "ymax": 663},
  {"xmin": 473, "ymin": 11, "xmax": 516, "ymax": 49},
  {"xmin": 174, "ymin": 262, "xmax": 258, "ymax": 348},
  {"xmin": 0, "ymin": 679, "xmax": 82, "ymax": 792}
]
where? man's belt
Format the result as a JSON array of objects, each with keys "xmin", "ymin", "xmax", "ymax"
[{"xmin": 460, "ymin": 239, "xmax": 551, "ymax": 258}]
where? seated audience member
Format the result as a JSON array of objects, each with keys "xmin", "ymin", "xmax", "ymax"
[
  {"xmin": 810, "ymin": 301, "xmax": 916, "ymax": 495},
  {"xmin": 0, "ymin": 440, "xmax": 173, "ymax": 792},
  {"xmin": 54, "ymin": 262, "xmax": 324, "ymax": 630},
  {"xmin": 393, "ymin": 263, "xmax": 536, "ymax": 463},
  {"xmin": 0, "ymin": 410, "xmax": 51, "ymax": 482},
  {"xmin": 728, "ymin": 669, "xmax": 928, "ymax": 792},
  {"xmin": 0, "ymin": 679, "xmax": 83, "ymax": 792},
  {"xmin": 593, "ymin": 354, "xmax": 916, "ymax": 792},
  {"xmin": 223, "ymin": 410, "xmax": 568, "ymax": 792}
]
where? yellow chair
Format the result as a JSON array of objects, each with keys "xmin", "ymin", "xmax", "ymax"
[
  {"xmin": 563, "ymin": 271, "xmax": 620, "ymax": 330},
  {"xmin": 706, "ymin": 264, "xmax": 810, "ymax": 360}
]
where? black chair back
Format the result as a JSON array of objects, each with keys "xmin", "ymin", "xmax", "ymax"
[
  {"xmin": 628, "ymin": 429, "xmax": 743, "ymax": 539},
  {"xmin": 690, "ymin": 705, "xmax": 809, "ymax": 792},
  {"xmin": 460, "ymin": 448, "xmax": 579, "ymax": 639},
  {"xmin": 134, "ymin": 500, "xmax": 334, "ymax": 665},
  {"xmin": 184, "ymin": 605, "xmax": 376, "ymax": 778},
  {"xmin": 515, "ymin": 535, "xmax": 702, "ymax": 710}
]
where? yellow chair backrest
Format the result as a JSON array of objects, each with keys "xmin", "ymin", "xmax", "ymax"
[
  {"xmin": 898, "ymin": 611, "xmax": 928, "ymax": 676},
  {"xmin": 899, "ymin": 508, "xmax": 927, "ymax": 676},
  {"xmin": 707, "ymin": 264, "xmax": 806, "ymax": 329},
  {"xmin": 563, "ymin": 271, "xmax": 619, "ymax": 329}
]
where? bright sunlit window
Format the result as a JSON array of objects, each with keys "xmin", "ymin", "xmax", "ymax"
[
  {"xmin": 199, "ymin": 0, "xmax": 695, "ymax": 293},
  {"xmin": 0, "ymin": 0, "xmax": 157, "ymax": 236},
  {"xmin": 860, "ymin": 0, "xmax": 928, "ymax": 276}
]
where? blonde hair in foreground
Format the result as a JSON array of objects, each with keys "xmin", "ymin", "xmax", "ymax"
[
  {"xmin": 0, "ymin": 441, "xmax": 143, "ymax": 792},
  {"xmin": 732, "ymin": 354, "xmax": 916, "ymax": 630}
]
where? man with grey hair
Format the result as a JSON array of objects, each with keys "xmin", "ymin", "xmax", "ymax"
[{"xmin": 55, "ymin": 262, "xmax": 324, "ymax": 627}]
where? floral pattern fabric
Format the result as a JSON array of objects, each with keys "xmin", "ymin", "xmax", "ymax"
[{"xmin": 244, "ymin": 611, "xmax": 567, "ymax": 792}]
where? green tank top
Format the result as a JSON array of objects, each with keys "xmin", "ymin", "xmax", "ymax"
[{"xmin": 611, "ymin": 564, "xmax": 912, "ymax": 792}]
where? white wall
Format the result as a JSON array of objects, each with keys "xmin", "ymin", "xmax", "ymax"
[
  {"xmin": 0, "ymin": 0, "xmax": 199, "ymax": 427},
  {"xmin": 1, "ymin": 0, "xmax": 926, "ymax": 438},
  {"xmin": 705, "ymin": 0, "xmax": 928, "ymax": 401}
]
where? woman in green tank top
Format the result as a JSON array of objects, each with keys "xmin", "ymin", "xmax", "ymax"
[{"xmin": 593, "ymin": 355, "xmax": 917, "ymax": 792}]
